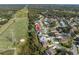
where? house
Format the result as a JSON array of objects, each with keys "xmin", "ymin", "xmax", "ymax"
[
  {"xmin": 35, "ymin": 23, "xmax": 41, "ymax": 33},
  {"xmin": 60, "ymin": 20, "xmax": 67, "ymax": 27},
  {"xmin": 43, "ymin": 17, "xmax": 50, "ymax": 26},
  {"xmin": 39, "ymin": 36, "xmax": 47, "ymax": 45}
]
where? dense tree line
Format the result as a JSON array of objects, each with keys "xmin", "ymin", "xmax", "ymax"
[{"xmin": 27, "ymin": 9, "xmax": 46, "ymax": 54}]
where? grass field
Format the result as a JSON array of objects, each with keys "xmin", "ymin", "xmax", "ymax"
[{"xmin": 0, "ymin": 7, "xmax": 28, "ymax": 54}]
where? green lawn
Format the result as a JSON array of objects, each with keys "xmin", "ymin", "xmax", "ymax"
[{"xmin": 0, "ymin": 8, "xmax": 28, "ymax": 50}]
